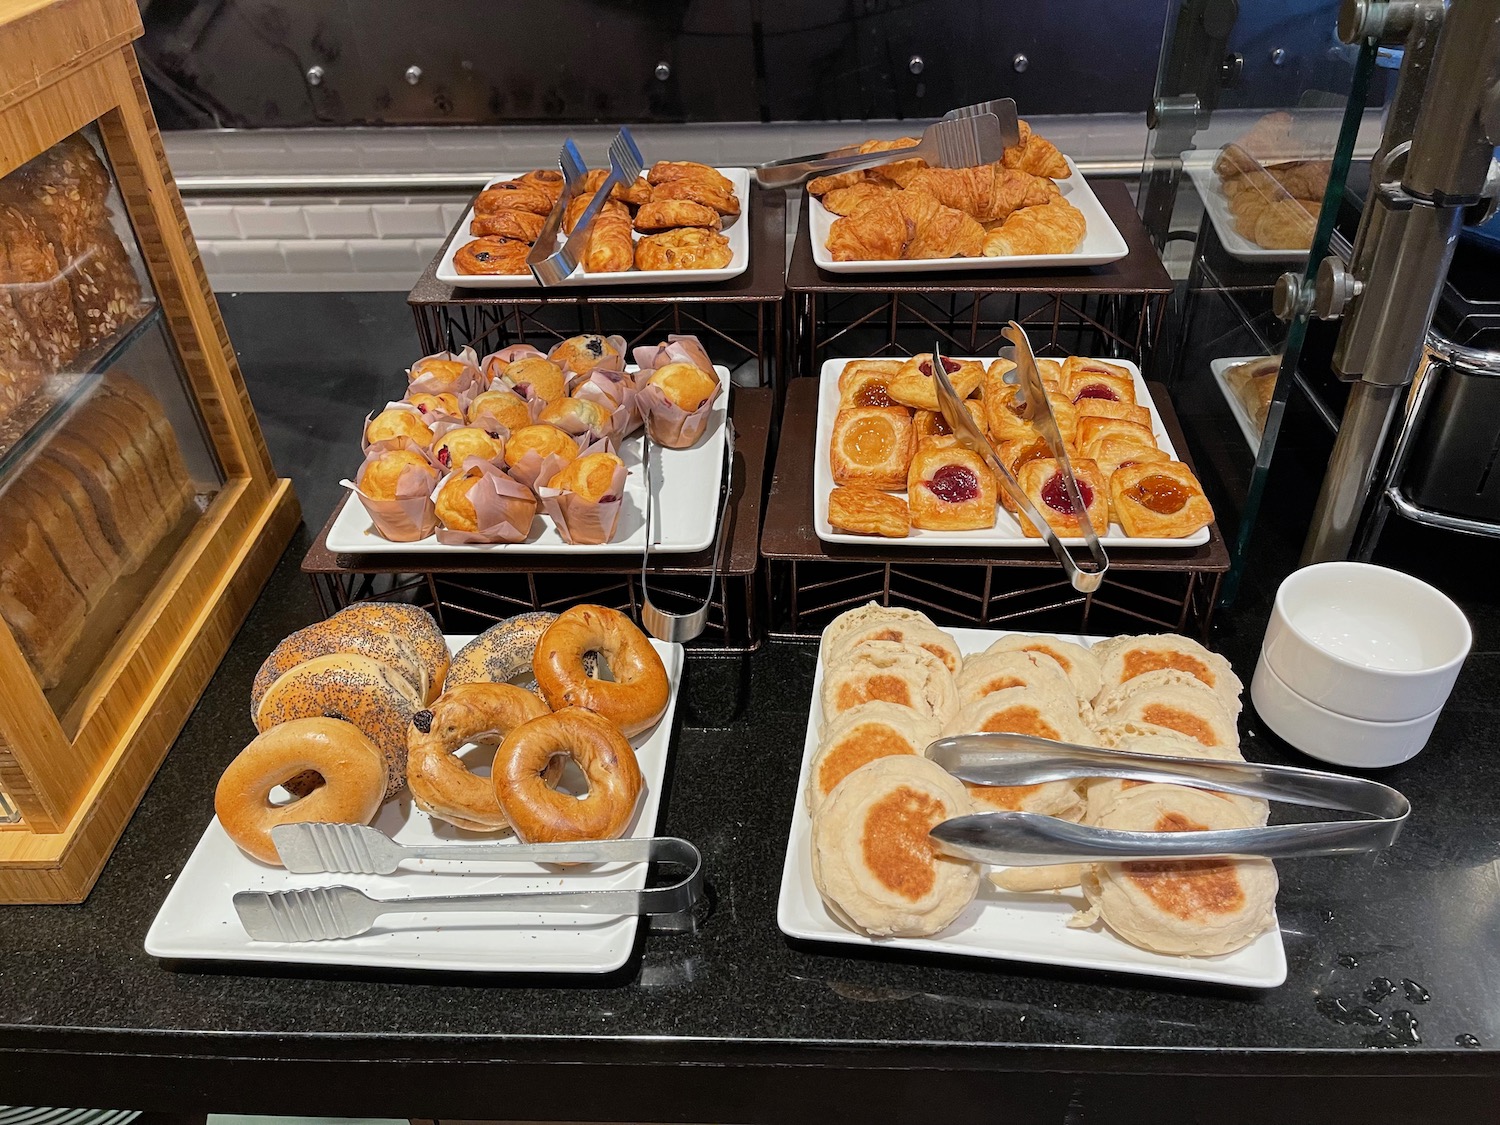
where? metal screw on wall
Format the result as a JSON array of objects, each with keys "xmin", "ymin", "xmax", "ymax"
[
  {"xmin": 655, "ymin": 61, "xmax": 671, "ymax": 81},
  {"xmin": 305, "ymin": 65, "xmax": 324, "ymax": 86},
  {"xmin": 1012, "ymin": 53, "xmax": 1029, "ymax": 73},
  {"xmin": 908, "ymin": 55, "xmax": 924, "ymax": 75},
  {"xmin": 1270, "ymin": 47, "xmax": 1286, "ymax": 65},
  {"xmin": 405, "ymin": 65, "xmax": 422, "ymax": 85}
]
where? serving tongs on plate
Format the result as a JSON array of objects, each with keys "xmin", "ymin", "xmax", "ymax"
[
  {"xmin": 529, "ymin": 127, "xmax": 646, "ymax": 286},
  {"xmin": 754, "ymin": 113, "xmax": 1008, "ymax": 189},
  {"xmin": 817, "ymin": 98, "xmax": 1021, "ymax": 159},
  {"xmin": 234, "ymin": 827, "xmax": 704, "ymax": 942},
  {"xmin": 639, "ymin": 421, "xmax": 737, "ymax": 643},
  {"xmin": 924, "ymin": 734, "xmax": 1410, "ymax": 866},
  {"xmin": 930, "ymin": 329, "xmax": 1108, "ymax": 592},
  {"xmin": 525, "ymin": 138, "xmax": 589, "ymax": 285}
]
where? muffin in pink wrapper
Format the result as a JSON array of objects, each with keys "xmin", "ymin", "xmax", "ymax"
[
  {"xmin": 484, "ymin": 346, "xmax": 569, "ymax": 405},
  {"xmin": 632, "ymin": 334, "xmax": 715, "ymax": 383},
  {"xmin": 636, "ymin": 363, "xmax": 722, "ymax": 450},
  {"xmin": 344, "ymin": 441, "xmax": 440, "ymax": 542},
  {"xmin": 428, "ymin": 419, "xmax": 508, "ymax": 474},
  {"xmin": 537, "ymin": 396, "xmax": 614, "ymax": 445},
  {"xmin": 537, "ymin": 448, "xmax": 629, "ymax": 545},
  {"xmin": 402, "ymin": 388, "xmax": 466, "ymax": 427},
  {"xmin": 433, "ymin": 456, "xmax": 539, "ymax": 544},
  {"xmin": 363, "ymin": 401, "xmax": 438, "ymax": 454},
  {"xmin": 406, "ymin": 347, "xmax": 485, "ymax": 402},
  {"xmin": 503, "ymin": 424, "xmax": 583, "ymax": 493},
  {"xmin": 548, "ymin": 334, "xmax": 628, "ymax": 379},
  {"xmin": 466, "ymin": 385, "xmax": 540, "ymax": 437},
  {"xmin": 570, "ymin": 367, "xmax": 642, "ymax": 437}
]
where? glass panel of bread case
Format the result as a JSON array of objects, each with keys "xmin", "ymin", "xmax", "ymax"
[{"xmin": 0, "ymin": 124, "xmax": 224, "ymax": 729}]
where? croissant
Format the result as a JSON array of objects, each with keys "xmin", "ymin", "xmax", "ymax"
[
  {"xmin": 896, "ymin": 190, "xmax": 984, "ymax": 259},
  {"xmin": 583, "ymin": 202, "xmax": 635, "ymax": 273},
  {"xmin": 861, "ymin": 138, "xmax": 928, "ymax": 188},
  {"xmin": 579, "ymin": 168, "xmax": 651, "ymax": 206},
  {"xmin": 820, "ymin": 181, "xmax": 898, "ymax": 216},
  {"xmin": 903, "ymin": 165, "xmax": 1059, "ymax": 223},
  {"xmin": 1001, "ymin": 121, "xmax": 1070, "ymax": 178},
  {"xmin": 1252, "ymin": 198, "xmax": 1316, "ymax": 250},
  {"xmin": 827, "ymin": 196, "xmax": 908, "ymax": 261},
  {"xmin": 808, "ymin": 169, "xmax": 871, "ymax": 196},
  {"xmin": 981, "ymin": 197, "xmax": 1087, "ymax": 256}
]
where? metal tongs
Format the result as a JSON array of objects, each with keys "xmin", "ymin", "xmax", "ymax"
[
  {"xmin": 528, "ymin": 127, "xmax": 646, "ymax": 285},
  {"xmin": 925, "ymin": 734, "xmax": 1410, "ymax": 866},
  {"xmin": 639, "ymin": 420, "xmax": 737, "ymax": 643},
  {"xmin": 931, "ymin": 329, "xmax": 1108, "ymax": 592},
  {"xmin": 525, "ymin": 139, "xmax": 588, "ymax": 285},
  {"xmin": 234, "ymin": 827, "xmax": 703, "ymax": 942},
  {"xmin": 754, "ymin": 113, "xmax": 1008, "ymax": 189}
]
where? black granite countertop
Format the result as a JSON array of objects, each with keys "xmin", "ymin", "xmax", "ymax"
[{"xmin": 0, "ymin": 294, "xmax": 1495, "ymax": 1124}]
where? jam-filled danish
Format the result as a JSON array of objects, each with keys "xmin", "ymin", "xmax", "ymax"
[
  {"xmin": 1014, "ymin": 457, "xmax": 1110, "ymax": 538},
  {"xmin": 1108, "ymin": 460, "xmax": 1214, "ymax": 538},
  {"xmin": 830, "ymin": 407, "xmax": 915, "ymax": 490},
  {"xmin": 907, "ymin": 444, "xmax": 997, "ymax": 531}
]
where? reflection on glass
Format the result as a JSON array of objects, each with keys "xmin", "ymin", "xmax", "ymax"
[{"xmin": 0, "ymin": 123, "xmax": 224, "ymax": 729}]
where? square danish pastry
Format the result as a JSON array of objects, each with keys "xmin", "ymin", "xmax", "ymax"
[
  {"xmin": 828, "ymin": 485, "xmax": 910, "ymax": 538},
  {"xmin": 837, "ymin": 360, "xmax": 907, "ymax": 412},
  {"xmin": 1014, "ymin": 457, "xmax": 1110, "ymax": 538},
  {"xmin": 1108, "ymin": 460, "xmax": 1214, "ymax": 538},
  {"xmin": 908, "ymin": 444, "xmax": 997, "ymax": 531},
  {"xmin": 1062, "ymin": 357, "xmax": 1136, "ymax": 407},
  {"xmin": 1077, "ymin": 416, "xmax": 1155, "ymax": 452},
  {"xmin": 913, "ymin": 400, "xmax": 984, "ymax": 442},
  {"xmin": 888, "ymin": 353, "xmax": 985, "ymax": 411},
  {"xmin": 830, "ymin": 407, "xmax": 915, "ymax": 491},
  {"xmin": 1075, "ymin": 398, "xmax": 1152, "ymax": 427}
]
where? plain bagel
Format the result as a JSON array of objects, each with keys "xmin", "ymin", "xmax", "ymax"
[
  {"xmin": 533, "ymin": 604, "xmax": 670, "ymax": 737},
  {"xmin": 214, "ymin": 717, "xmax": 388, "ymax": 865}
]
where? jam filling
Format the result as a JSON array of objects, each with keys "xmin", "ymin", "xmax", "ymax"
[
  {"xmin": 854, "ymin": 383, "xmax": 895, "ymax": 408},
  {"xmin": 1041, "ymin": 473, "xmax": 1093, "ymax": 514},
  {"xmin": 436, "ymin": 447, "xmax": 451, "ymax": 468},
  {"xmin": 930, "ymin": 411, "xmax": 953, "ymax": 435},
  {"xmin": 927, "ymin": 464, "xmax": 980, "ymax": 504},
  {"xmin": 918, "ymin": 356, "xmax": 963, "ymax": 378},
  {"xmin": 1126, "ymin": 474, "xmax": 1190, "ymax": 514},
  {"xmin": 1012, "ymin": 440, "xmax": 1051, "ymax": 472},
  {"xmin": 1074, "ymin": 383, "xmax": 1119, "ymax": 402}
]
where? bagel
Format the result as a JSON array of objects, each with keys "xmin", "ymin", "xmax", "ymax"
[
  {"xmin": 214, "ymin": 718, "xmax": 387, "ymax": 864},
  {"xmin": 447, "ymin": 612, "xmax": 601, "ymax": 697},
  {"xmin": 407, "ymin": 682, "xmax": 550, "ymax": 832},
  {"xmin": 254, "ymin": 653, "xmax": 419, "ymax": 800},
  {"xmin": 533, "ymin": 604, "xmax": 671, "ymax": 737},
  {"xmin": 494, "ymin": 708, "xmax": 644, "ymax": 842},
  {"xmin": 250, "ymin": 602, "xmax": 448, "ymax": 717}
]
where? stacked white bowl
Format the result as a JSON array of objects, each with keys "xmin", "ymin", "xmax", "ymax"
[{"xmin": 1252, "ymin": 562, "xmax": 1471, "ymax": 767}]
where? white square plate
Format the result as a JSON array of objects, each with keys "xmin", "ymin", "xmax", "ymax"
[
  {"xmin": 434, "ymin": 168, "xmax": 751, "ymax": 289},
  {"xmin": 776, "ymin": 626, "xmax": 1288, "ymax": 988},
  {"xmin": 146, "ymin": 635, "xmax": 684, "ymax": 974},
  {"xmin": 326, "ymin": 371, "xmax": 729, "ymax": 555},
  {"xmin": 809, "ymin": 158, "xmax": 1128, "ymax": 274},
  {"xmin": 1183, "ymin": 158, "xmax": 1310, "ymax": 264},
  {"xmin": 812, "ymin": 356, "xmax": 1211, "ymax": 549}
]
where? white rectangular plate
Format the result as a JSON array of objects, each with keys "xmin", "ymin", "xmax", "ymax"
[
  {"xmin": 813, "ymin": 357, "xmax": 1210, "ymax": 549},
  {"xmin": 776, "ymin": 626, "xmax": 1287, "ymax": 988},
  {"xmin": 1209, "ymin": 356, "xmax": 1270, "ymax": 454},
  {"xmin": 326, "ymin": 371, "xmax": 729, "ymax": 555},
  {"xmin": 809, "ymin": 158, "xmax": 1128, "ymax": 274},
  {"xmin": 1183, "ymin": 158, "xmax": 1309, "ymax": 264},
  {"xmin": 146, "ymin": 635, "xmax": 684, "ymax": 974},
  {"xmin": 435, "ymin": 167, "xmax": 751, "ymax": 289}
]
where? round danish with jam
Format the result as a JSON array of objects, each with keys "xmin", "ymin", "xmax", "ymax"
[
  {"xmin": 406, "ymin": 682, "xmax": 551, "ymax": 832},
  {"xmin": 533, "ymin": 604, "xmax": 670, "ymax": 737},
  {"xmin": 830, "ymin": 407, "xmax": 915, "ymax": 491},
  {"xmin": 1014, "ymin": 457, "xmax": 1110, "ymax": 538},
  {"xmin": 494, "ymin": 708, "xmax": 644, "ymax": 842},
  {"xmin": 907, "ymin": 444, "xmax": 997, "ymax": 532},
  {"xmin": 1108, "ymin": 460, "xmax": 1214, "ymax": 538}
]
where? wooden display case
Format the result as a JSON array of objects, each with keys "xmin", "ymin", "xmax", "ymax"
[{"xmin": 0, "ymin": 0, "xmax": 298, "ymax": 902}]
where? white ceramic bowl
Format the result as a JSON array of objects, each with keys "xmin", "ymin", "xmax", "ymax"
[
  {"xmin": 1251, "ymin": 656, "xmax": 1441, "ymax": 768},
  {"xmin": 1261, "ymin": 561, "xmax": 1470, "ymax": 722}
]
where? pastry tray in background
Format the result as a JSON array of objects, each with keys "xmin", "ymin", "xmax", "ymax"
[
  {"xmin": 808, "ymin": 158, "xmax": 1128, "ymax": 274},
  {"xmin": 435, "ymin": 168, "xmax": 751, "ymax": 289},
  {"xmin": 1183, "ymin": 156, "xmax": 1310, "ymax": 264},
  {"xmin": 326, "ymin": 371, "xmax": 729, "ymax": 555},
  {"xmin": 812, "ymin": 357, "xmax": 1211, "ymax": 549}
]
